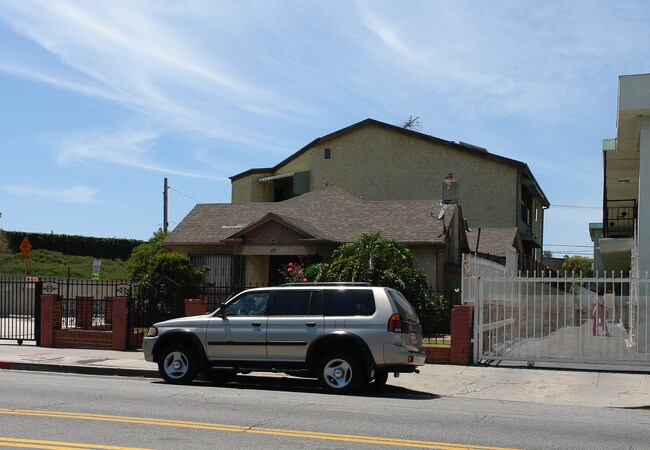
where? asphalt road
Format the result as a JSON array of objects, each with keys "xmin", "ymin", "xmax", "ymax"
[{"xmin": 1, "ymin": 370, "xmax": 649, "ymax": 449}]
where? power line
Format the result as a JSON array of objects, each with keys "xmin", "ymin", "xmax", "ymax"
[
  {"xmin": 545, "ymin": 244, "xmax": 592, "ymax": 248},
  {"xmin": 168, "ymin": 186, "xmax": 203, "ymax": 204},
  {"xmin": 550, "ymin": 204, "xmax": 601, "ymax": 210}
]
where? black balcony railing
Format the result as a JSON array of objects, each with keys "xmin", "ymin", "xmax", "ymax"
[{"xmin": 604, "ymin": 198, "xmax": 636, "ymax": 238}]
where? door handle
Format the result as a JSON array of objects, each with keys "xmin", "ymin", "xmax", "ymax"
[
  {"xmin": 306, "ymin": 322, "xmax": 316, "ymax": 327},
  {"xmin": 251, "ymin": 322, "xmax": 262, "ymax": 327}
]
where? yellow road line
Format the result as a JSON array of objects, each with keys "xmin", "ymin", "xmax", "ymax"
[
  {"xmin": 0, "ymin": 409, "xmax": 519, "ymax": 450},
  {"xmin": 0, "ymin": 436, "xmax": 150, "ymax": 449}
]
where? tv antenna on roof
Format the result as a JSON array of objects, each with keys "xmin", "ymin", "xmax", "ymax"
[{"xmin": 401, "ymin": 115, "xmax": 421, "ymax": 130}]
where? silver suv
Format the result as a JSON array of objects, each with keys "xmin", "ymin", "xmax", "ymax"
[{"xmin": 142, "ymin": 283, "xmax": 426, "ymax": 394}]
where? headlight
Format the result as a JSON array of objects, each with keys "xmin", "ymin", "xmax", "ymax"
[{"xmin": 146, "ymin": 326, "xmax": 158, "ymax": 337}]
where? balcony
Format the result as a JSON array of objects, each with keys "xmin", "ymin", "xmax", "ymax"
[{"xmin": 603, "ymin": 199, "xmax": 636, "ymax": 239}]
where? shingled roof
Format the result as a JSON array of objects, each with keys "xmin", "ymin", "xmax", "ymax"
[
  {"xmin": 165, "ymin": 186, "xmax": 455, "ymax": 247},
  {"xmin": 466, "ymin": 227, "xmax": 521, "ymax": 257}
]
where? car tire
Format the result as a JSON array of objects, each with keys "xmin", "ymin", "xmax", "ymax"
[
  {"xmin": 365, "ymin": 368, "xmax": 389, "ymax": 391},
  {"xmin": 317, "ymin": 351, "xmax": 364, "ymax": 394},
  {"xmin": 158, "ymin": 344, "xmax": 199, "ymax": 384}
]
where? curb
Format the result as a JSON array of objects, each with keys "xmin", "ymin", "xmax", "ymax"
[{"xmin": 0, "ymin": 361, "xmax": 160, "ymax": 379}]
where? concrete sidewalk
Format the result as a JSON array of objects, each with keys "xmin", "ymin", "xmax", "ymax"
[{"xmin": 1, "ymin": 342, "xmax": 649, "ymax": 408}]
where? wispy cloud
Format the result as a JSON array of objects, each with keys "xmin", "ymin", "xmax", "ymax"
[
  {"xmin": 0, "ymin": 1, "xmax": 313, "ymax": 150},
  {"xmin": 4, "ymin": 185, "xmax": 97, "ymax": 203},
  {"xmin": 355, "ymin": 2, "xmax": 650, "ymax": 119},
  {"xmin": 56, "ymin": 129, "xmax": 222, "ymax": 180}
]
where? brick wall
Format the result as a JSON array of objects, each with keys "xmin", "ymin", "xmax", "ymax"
[{"xmin": 40, "ymin": 295, "xmax": 131, "ymax": 350}]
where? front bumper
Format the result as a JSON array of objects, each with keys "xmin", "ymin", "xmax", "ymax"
[{"xmin": 142, "ymin": 337, "xmax": 157, "ymax": 362}]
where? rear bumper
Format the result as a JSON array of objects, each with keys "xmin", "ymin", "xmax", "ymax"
[{"xmin": 382, "ymin": 345, "xmax": 426, "ymax": 368}]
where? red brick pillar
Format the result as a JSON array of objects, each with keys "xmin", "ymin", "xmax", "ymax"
[
  {"xmin": 185, "ymin": 298, "xmax": 207, "ymax": 316},
  {"xmin": 109, "ymin": 297, "xmax": 129, "ymax": 350},
  {"xmin": 40, "ymin": 295, "xmax": 61, "ymax": 347},
  {"xmin": 450, "ymin": 305, "xmax": 474, "ymax": 365}
]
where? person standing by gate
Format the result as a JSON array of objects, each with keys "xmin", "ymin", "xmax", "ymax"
[{"xmin": 592, "ymin": 289, "xmax": 610, "ymax": 336}]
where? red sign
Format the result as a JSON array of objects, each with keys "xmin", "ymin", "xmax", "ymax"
[{"xmin": 19, "ymin": 236, "xmax": 32, "ymax": 257}]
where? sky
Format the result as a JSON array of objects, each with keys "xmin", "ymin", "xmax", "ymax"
[{"xmin": 1, "ymin": 1, "xmax": 649, "ymax": 258}]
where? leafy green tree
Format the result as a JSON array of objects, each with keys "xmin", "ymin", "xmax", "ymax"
[
  {"xmin": 561, "ymin": 256, "xmax": 593, "ymax": 277},
  {"xmin": 129, "ymin": 231, "xmax": 206, "ymax": 318},
  {"xmin": 305, "ymin": 233, "xmax": 434, "ymax": 309},
  {"xmin": 127, "ymin": 230, "xmax": 168, "ymax": 282},
  {"xmin": 147, "ymin": 252, "xmax": 204, "ymax": 288},
  {"xmin": 0, "ymin": 230, "xmax": 10, "ymax": 263}
]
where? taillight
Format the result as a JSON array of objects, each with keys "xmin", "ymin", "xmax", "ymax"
[{"xmin": 387, "ymin": 314, "xmax": 402, "ymax": 333}]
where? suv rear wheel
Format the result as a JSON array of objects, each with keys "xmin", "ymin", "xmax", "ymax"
[
  {"xmin": 158, "ymin": 344, "xmax": 199, "ymax": 384},
  {"xmin": 317, "ymin": 351, "xmax": 364, "ymax": 394}
]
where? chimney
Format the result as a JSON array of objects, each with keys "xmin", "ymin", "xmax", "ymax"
[{"xmin": 441, "ymin": 173, "xmax": 459, "ymax": 204}]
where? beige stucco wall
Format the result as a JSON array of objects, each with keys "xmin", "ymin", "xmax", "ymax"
[
  {"xmin": 231, "ymin": 172, "xmax": 274, "ymax": 202},
  {"xmin": 245, "ymin": 255, "xmax": 269, "ymax": 286},
  {"xmin": 233, "ymin": 126, "xmax": 523, "ymax": 230},
  {"xmin": 410, "ymin": 247, "xmax": 439, "ymax": 288}
]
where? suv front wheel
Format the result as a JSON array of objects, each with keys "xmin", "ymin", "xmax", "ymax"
[
  {"xmin": 158, "ymin": 344, "xmax": 199, "ymax": 384},
  {"xmin": 317, "ymin": 351, "xmax": 364, "ymax": 394}
]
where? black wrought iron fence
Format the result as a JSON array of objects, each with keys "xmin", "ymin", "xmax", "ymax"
[
  {"xmin": 417, "ymin": 288, "xmax": 460, "ymax": 342},
  {"xmin": 60, "ymin": 296, "xmax": 112, "ymax": 330},
  {"xmin": 130, "ymin": 282, "xmax": 190, "ymax": 333}
]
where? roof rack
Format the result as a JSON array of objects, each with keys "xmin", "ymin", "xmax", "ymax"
[{"xmin": 279, "ymin": 282, "xmax": 373, "ymax": 287}]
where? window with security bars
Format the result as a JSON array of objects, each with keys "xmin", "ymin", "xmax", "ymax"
[{"xmin": 189, "ymin": 254, "xmax": 244, "ymax": 286}]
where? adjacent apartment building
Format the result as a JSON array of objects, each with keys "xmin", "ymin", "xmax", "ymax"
[{"xmin": 593, "ymin": 73, "xmax": 650, "ymax": 276}]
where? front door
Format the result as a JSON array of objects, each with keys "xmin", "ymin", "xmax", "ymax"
[{"xmin": 205, "ymin": 291, "xmax": 271, "ymax": 360}]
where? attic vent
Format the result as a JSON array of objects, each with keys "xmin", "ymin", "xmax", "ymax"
[{"xmin": 458, "ymin": 141, "xmax": 488, "ymax": 153}]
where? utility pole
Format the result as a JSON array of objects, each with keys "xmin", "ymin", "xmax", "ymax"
[{"xmin": 163, "ymin": 177, "xmax": 169, "ymax": 234}]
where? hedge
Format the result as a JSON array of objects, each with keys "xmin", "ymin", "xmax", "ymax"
[{"xmin": 3, "ymin": 231, "xmax": 143, "ymax": 260}]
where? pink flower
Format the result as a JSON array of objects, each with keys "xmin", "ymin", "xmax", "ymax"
[
  {"xmin": 287, "ymin": 267, "xmax": 293, "ymax": 272},
  {"xmin": 288, "ymin": 263, "xmax": 293, "ymax": 267},
  {"xmin": 302, "ymin": 278, "xmax": 308, "ymax": 282}
]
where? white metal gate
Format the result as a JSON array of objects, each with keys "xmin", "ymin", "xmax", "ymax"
[{"xmin": 462, "ymin": 255, "xmax": 650, "ymax": 369}]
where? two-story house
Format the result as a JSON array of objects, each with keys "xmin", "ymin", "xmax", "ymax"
[{"xmin": 231, "ymin": 118, "xmax": 549, "ymax": 272}]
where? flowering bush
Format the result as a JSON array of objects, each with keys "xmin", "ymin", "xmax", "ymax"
[{"xmin": 279, "ymin": 259, "xmax": 308, "ymax": 283}]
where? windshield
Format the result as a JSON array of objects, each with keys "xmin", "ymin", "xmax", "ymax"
[{"xmin": 222, "ymin": 291, "xmax": 271, "ymax": 317}]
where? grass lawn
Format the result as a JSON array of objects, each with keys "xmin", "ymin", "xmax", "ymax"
[{"xmin": 422, "ymin": 337, "xmax": 451, "ymax": 347}]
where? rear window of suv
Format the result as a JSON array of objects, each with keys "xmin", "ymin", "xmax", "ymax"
[
  {"xmin": 323, "ymin": 289, "xmax": 375, "ymax": 316},
  {"xmin": 386, "ymin": 289, "xmax": 419, "ymax": 322}
]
